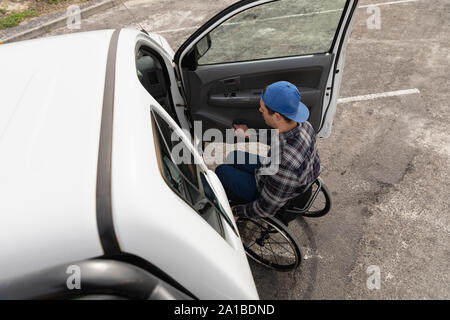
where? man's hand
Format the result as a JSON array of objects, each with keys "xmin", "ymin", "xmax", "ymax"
[{"xmin": 233, "ymin": 124, "xmax": 251, "ymax": 138}]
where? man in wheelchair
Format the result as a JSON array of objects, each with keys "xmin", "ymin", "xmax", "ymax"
[{"xmin": 215, "ymin": 81, "xmax": 320, "ymax": 222}]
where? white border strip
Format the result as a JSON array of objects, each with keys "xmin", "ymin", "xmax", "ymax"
[{"xmin": 337, "ymin": 88, "xmax": 421, "ymax": 104}]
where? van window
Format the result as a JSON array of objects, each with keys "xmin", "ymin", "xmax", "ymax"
[
  {"xmin": 151, "ymin": 110, "xmax": 229, "ymax": 238},
  {"xmin": 198, "ymin": 0, "xmax": 347, "ymax": 65}
]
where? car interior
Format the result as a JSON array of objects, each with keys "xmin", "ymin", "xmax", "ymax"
[
  {"xmin": 136, "ymin": 49, "xmax": 235, "ymax": 237},
  {"xmin": 136, "ymin": 44, "xmax": 336, "ymax": 156},
  {"xmin": 177, "ymin": 52, "xmax": 334, "ymax": 135},
  {"xmin": 150, "ymin": 108, "xmax": 231, "ymax": 239},
  {"xmin": 136, "ymin": 47, "xmax": 180, "ymax": 123},
  {"xmin": 137, "ymin": 39, "xmax": 336, "ymax": 141},
  {"xmin": 170, "ymin": 0, "xmax": 353, "ymax": 139},
  {"xmin": 138, "ymin": 45, "xmax": 245, "ymax": 238}
]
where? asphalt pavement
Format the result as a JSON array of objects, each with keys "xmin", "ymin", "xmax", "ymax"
[{"xmin": 34, "ymin": 0, "xmax": 450, "ymax": 299}]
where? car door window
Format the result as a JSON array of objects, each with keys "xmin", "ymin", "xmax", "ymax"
[
  {"xmin": 151, "ymin": 110, "xmax": 230, "ymax": 239},
  {"xmin": 198, "ymin": 0, "xmax": 347, "ymax": 65}
]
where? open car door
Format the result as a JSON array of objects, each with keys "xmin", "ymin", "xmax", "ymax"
[{"xmin": 174, "ymin": 0, "xmax": 358, "ymax": 138}]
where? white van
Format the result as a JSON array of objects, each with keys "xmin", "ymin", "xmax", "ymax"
[{"xmin": 0, "ymin": 0, "xmax": 358, "ymax": 299}]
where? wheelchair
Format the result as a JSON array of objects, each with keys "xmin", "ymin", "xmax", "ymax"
[{"xmin": 234, "ymin": 178, "xmax": 331, "ymax": 272}]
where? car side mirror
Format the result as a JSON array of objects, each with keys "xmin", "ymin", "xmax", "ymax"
[
  {"xmin": 182, "ymin": 35, "xmax": 211, "ymax": 71},
  {"xmin": 195, "ymin": 34, "xmax": 212, "ymax": 59}
]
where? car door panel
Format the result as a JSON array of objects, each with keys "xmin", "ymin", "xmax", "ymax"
[
  {"xmin": 174, "ymin": 0, "xmax": 359, "ymax": 138},
  {"xmin": 182, "ymin": 53, "xmax": 333, "ymax": 132}
]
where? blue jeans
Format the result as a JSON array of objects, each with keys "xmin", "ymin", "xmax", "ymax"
[{"xmin": 215, "ymin": 151, "xmax": 264, "ymax": 202}]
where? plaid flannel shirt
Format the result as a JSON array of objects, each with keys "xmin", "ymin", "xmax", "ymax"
[{"xmin": 233, "ymin": 121, "xmax": 320, "ymax": 219}]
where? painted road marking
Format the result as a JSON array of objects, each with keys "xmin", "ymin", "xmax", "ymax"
[
  {"xmin": 359, "ymin": 0, "xmax": 420, "ymax": 9},
  {"xmin": 156, "ymin": 26, "xmax": 198, "ymax": 34},
  {"xmin": 337, "ymin": 88, "xmax": 421, "ymax": 104},
  {"xmin": 223, "ymin": 8, "xmax": 344, "ymax": 26}
]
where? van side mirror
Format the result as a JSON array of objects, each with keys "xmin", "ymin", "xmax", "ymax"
[
  {"xmin": 181, "ymin": 35, "xmax": 212, "ymax": 71},
  {"xmin": 195, "ymin": 34, "xmax": 212, "ymax": 59}
]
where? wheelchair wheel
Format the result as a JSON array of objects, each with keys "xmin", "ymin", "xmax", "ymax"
[
  {"xmin": 237, "ymin": 217, "xmax": 301, "ymax": 271},
  {"xmin": 302, "ymin": 182, "xmax": 332, "ymax": 218}
]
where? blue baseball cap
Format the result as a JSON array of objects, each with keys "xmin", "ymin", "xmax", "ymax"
[{"xmin": 261, "ymin": 81, "xmax": 309, "ymax": 123}]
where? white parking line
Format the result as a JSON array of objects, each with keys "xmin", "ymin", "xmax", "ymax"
[
  {"xmin": 157, "ymin": 26, "xmax": 199, "ymax": 34},
  {"xmin": 359, "ymin": 0, "xmax": 420, "ymax": 9},
  {"xmin": 223, "ymin": 8, "xmax": 343, "ymax": 26},
  {"xmin": 337, "ymin": 88, "xmax": 421, "ymax": 104}
]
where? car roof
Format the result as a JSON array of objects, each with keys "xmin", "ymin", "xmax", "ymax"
[{"xmin": 0, "ymin": 30, "xmax": 116, "ymax": 281}]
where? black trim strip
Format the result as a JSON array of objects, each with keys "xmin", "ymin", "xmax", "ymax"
[
  {"xmin": 96, "ymin": 29, "xmax": 121, "ymax": 256},
  {"xmin": 328, "ymin": 0, "xmax": 352, "ymax": 58}
]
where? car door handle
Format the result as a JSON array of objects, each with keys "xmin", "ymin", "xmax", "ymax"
[{"xmin": 222, "ymin": 77, "xmax": 240, "ymax": 86}]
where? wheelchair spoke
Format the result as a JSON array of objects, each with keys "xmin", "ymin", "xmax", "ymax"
[
  {"xmin": 260, "ymin": 230, "xmax": 295, "ymax": 263},
  {"xmin": 266, "ymin": 241, "xmax": 282, "ymax": 265},
  {"xmin": 265, "ymin": 240, "xmax": 294, "ymax": 256},
  {"xmin": 237, "ymin": 217, "xmax": 301, "ymax": 271},
  {"xmin": 259, "ymin": 244, "xmax": 265, "ymax": 260},
  {"xmin": 266, "ymin": 236, "xmax": 296, "ymax": 257}
]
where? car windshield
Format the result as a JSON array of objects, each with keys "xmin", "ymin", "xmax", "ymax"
[{"xmin": 150, "ymin": 107, "xmax": 236, "ymax": 238}]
